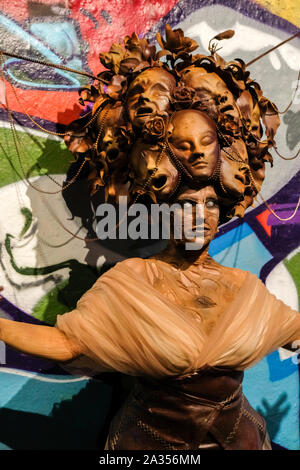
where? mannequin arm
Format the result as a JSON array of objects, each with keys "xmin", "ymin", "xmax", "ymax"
[{"xmin": 0, "ymin": 318, "xmax": 83, "ymax": 362}]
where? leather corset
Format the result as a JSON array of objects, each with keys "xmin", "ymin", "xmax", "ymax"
[{"xmin": 106, "ymin": 366, "xmax": 267, "ymax": 450}]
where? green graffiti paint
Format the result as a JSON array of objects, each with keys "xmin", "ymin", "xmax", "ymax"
[
  {"xmin": 32, "ymin": 279, "xmax": 70, "ymax": 325},
  {"xmin": 4, "ymin": 233, "xmax": 77, "ymax": 275},
  {"xmin": 284, "ymin": 252, "xmax": 300, "ymax": 306},
  {"xmin": 19, "ymin": 207, "xmax": 32, "ymax": 237},
  {"xmin": 0, "ymin": 127, "xmax": 70, "ymax": 188},
  {"xmin": 32, "ymin": 264, "xmax": 99, "ymax": 325}
]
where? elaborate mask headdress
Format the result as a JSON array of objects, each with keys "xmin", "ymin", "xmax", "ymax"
[{"xmin": 1, "ymin": 24, "xmax": 299, "ymax": 238}]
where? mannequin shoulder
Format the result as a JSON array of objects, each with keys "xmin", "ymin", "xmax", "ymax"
[
  {"xmin": 115, "ymin": 257, "xmax": 149, "ymax": 278},
  {"xmin": 212, "ymin": 263, "xmax": 250, "ymax": 290}
]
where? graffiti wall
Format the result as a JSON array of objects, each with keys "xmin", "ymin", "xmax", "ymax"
[{"xmin": 0, "ymin": 0, "xmax": 299, "ymax": 450}]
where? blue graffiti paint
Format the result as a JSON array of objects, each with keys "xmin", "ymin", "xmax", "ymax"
[
  {"xmin": 210, "ymin": 222, "xmax": 273, "ymax": 276},
  {"xmin": 267, "ymin": 350, "xmax": 299, "ymax": 381},
  {"xmin": 0, "ymin": 14, "xmax": 89, "ymax": 90},
  {"xmin": 101, "ymin": 10, "xmax": 113, "ymax": 26},
  {"xmin": 30, "ymin": 22, "xmax": 81, "ymax": 61}
]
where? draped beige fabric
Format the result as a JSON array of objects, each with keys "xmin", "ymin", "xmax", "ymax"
[{"xmin": 56, "ymin": 258, "xmax": 300, "ymax": 377}]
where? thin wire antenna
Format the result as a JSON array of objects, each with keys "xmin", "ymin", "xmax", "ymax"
[
  {"xmin": 257, "ymin": 194, "xmax": 300, "ymax": 222},
  {"xmin": 0, "ymin": 49, "xmax": 99, "ymax": 81},
  {"xmin": 246, "ymin": 31, "xmax": 300, "ymax": 67}
]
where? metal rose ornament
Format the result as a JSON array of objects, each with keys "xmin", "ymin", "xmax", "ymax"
[
  {"xmin": 142, "ymin": 112, "xmax": 169, "ymax": 142},
  {"xmin": 129, "ymin": 139, "xmax": 180, "ymax": 203},
  {"xmin": 167, "ymin": 109, "xmax": 220, "ymax": 182},
  {"xmin": 156, "ymin": 24, "xmax": 198, "ymax": 55}
]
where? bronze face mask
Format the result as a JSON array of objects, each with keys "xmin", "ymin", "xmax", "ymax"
[
  {"xmin": 64, "ymin": 113, "xmax": 94, "ymax": 156},
  {"xmin": 220, "ymin": 138, "xmax": 250, "ymax": 197},
  {"xmin": 236, "ymin": 90, "xmax": 262, "ymax": 141},
  {"xmin": 95, "ymin": 103, "xmax": 131, "ymax": 170},
  {"xmin": 129, "ymin": 139, "xmax": 180, "ymax": 202},
  {"xmin": 180, "ymin": 66, "xmax": 240, "ymax": 123},
  {"xmin": 126, "ymin": 67, "xmax": 176, "ymax": 129},
  {"xmin": 168, "ymin": 109, "xmax": 220, "ymax": 181}
]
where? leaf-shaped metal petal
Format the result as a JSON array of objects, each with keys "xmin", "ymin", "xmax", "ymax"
[
  {"xmin": 213, "ymin": 30, "xmax": 235, "ymax": 41},
  {"xmin": 119, "ymin": 57, "xmax": 140, "ymax": 74},
  {"xmin": 259, "ymin": 97, "xmax": 280, "ymax": 142},
  {"xmin": 236, "ymin": 90, "xmax": 253, "ymax": 121},
  {"xmin": 156, "ymin": 32, "xmax": 165, "ymax": 50},
  {"xmin": 156, "ymin": 49, "xmax": 173, "ymax": 60},
  {"xmin": 132, "ymin": 61, "xmax": 152, "ymax": 73}
]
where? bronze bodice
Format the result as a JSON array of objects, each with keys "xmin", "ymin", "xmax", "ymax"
[{"xmin": 106, "ymin": 366, "xmax": 267, "ymax": 450}]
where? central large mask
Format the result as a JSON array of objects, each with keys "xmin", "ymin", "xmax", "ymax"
[{"xmin": 167, "ymin": 109, "xmax": 220, "ymax": 182}]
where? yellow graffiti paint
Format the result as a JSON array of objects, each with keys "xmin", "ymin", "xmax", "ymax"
[{"xmin": 255, "ymin": 0, "xmax": 300, "ymax": 27}]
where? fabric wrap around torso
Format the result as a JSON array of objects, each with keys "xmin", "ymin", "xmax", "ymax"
[{"xmin": 56, "ymin": 257, "xmax": 300, "ymax": 377}]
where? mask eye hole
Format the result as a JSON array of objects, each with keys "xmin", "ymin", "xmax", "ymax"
[
  {"xmin": 152, "ymin": 175, "xmax": 167, "ymax": 189},
  {"xmin": 107, "ymin": 148, "xmax": 119, "ymax": 161}
]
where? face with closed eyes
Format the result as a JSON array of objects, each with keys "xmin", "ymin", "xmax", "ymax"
[
  {"xmin": 126, "ymin": 68, "xmax": 176, "ymax": 128},
  {"xmin": 220, "ymin": 139, "xmax": 250, "ymax": 197},
  {"xmin": 168, "ymin": 109, "xmax": 219, "ymax": 180},
  {"xmin": 172, "ymin": 185, "xmax": 220, "ymax": 247}
]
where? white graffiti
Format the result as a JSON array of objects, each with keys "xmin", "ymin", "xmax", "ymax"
[
  {"xmin": 186, "ymin": 21, "xmax": 300, "ymax": 71},
  {"xmin": 0, "ymin": 177, "xmax": 90, "ymax": 315}
]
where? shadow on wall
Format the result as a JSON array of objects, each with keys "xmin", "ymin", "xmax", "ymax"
[
  {"xmin": 257, "ymin": 393, "xmax": 291, "ymax": 442},
  {"xmin": 0, "ymin": 376, "xmax": 120, "ymax": 450},
  {"xmin": 283, "ymin": 110, "xmax": 300, "ymax": 151}
]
